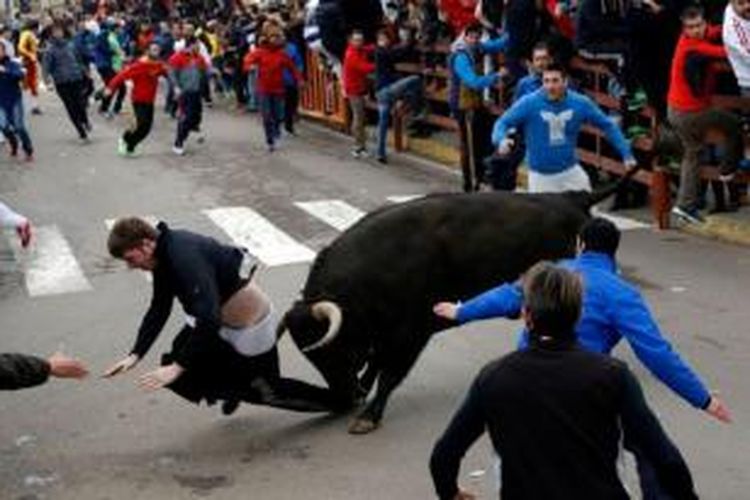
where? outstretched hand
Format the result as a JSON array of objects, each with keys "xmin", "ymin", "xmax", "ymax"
[
  {"xmin": 433, "ymin": 302, "xmax": 459, "ymax": 321},
  {"xmin": 137, "ymin": 363, "xmax": 184, "ymax": 392},
  {"xmin": 706, "ymin": 393, "xmax": 732, "ymax": 423},
  {"xmin": 102, "ymin": 354, "xmax": 139, "ymax": 378},
  {"xmin": 48, "ymin": 352, "xmax": 89, "ymax": 380}
]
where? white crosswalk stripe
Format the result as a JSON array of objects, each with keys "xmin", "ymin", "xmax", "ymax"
[
  {"xmin": 7, "ymin": 225, "xmax": 92, "ymax": 297},
  {"xmin": 203, "ymin": 206, "xmax": 316, "ymax": 266},
  {"xmin": 294, "ymin": 200, "xmax": 366, "ymax": 231}
]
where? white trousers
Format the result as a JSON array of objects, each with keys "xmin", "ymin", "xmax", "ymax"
[{"xmin": 528, "ymin": 164, "xmax": 592, "ymax": 193}]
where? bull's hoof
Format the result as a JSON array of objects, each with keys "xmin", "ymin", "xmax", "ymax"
[{"xmin": 348, "ymin": 418, "xmax": 379, "ymax": 435}]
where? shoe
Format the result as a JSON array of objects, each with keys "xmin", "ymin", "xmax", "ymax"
[
  {"xmin": 172, "ymin": 145, "xmax": 185, "ymax": 156},
  {"xmin": 16, "ymin": 220, "xmax": 32, "ymax": 248},
  {"xmin": 351, "ymin": 148, "xmax": 363, "ymax": 158},
  {"xmin": 671, "ymin": 205, "xmax": 705, "ymax": 224},
  {"xmin": 117, "ymin": 137, "xmax": 128, "ymax": 156},
  {"xmin": 31, "ymin": 107, "xmax": 42, "ymax": 116},
  {"xmin": 24, "ymin": 152, "xmax": 33, "ymax": 162},
  {"xmin": 376, "ymin": 156, "xmax": 387, "ymax": 165},
  {"xmin": 221, "ymin": 399, "xmax": 241, "ymax": 416}
]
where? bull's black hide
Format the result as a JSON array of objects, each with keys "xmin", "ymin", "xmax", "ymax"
[{"xmin": 279, "ymin": 185, "xmax": 629, "ymax": 433}]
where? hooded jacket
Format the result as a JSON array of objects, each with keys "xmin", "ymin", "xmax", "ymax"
[{"xmin": 43, "ymin": 38, "xmax": 87, "ymax": 85}]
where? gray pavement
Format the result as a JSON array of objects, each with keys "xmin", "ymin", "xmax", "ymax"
[{"xmin": 0, "ymin": 92, "xmax": 748, "ymax": 499}]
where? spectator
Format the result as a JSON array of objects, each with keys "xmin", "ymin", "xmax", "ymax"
[
  {"xmin": 243, "ymin": 26, "xmax": 303, "ymax": 152},
  {"xmin": 1, "ymin": 353, "xmax": 88, "ymax": 390},
  {"xmin": 169, "ymin": 35, "xmax": 209, "ymax": 155},
  {"xmin": 723, "ymin": 0, "xmax": 750, "ymax": 96},
  {"xmin": 342, "ymin": 29, "xmax": 375, "ymax": 158},
  {"xmin": 18, "ymin": 19, "xmax": 41, "ymax": 115},
  {"xmin": 43, "ymin": 23, "xmax": 92, "ymax": 142},
  {"xmin": 373, "ymin": 28, "xmax": 423, "ymax": 164},
  {"xmin": 484, "ymin": 41, "xmax": 551, "ymax": 191},
  {"xmin": 430, "ymin": 262, "xmax": 699, "ymax": 500},
  {"xmin": 491, "ymin": 63, "xmax": 635, "ymax": 193},
  {"xmin": 0, "ymin": 41, "xmax": 34, "ymax": 161},
  {"xmin": 667, "ymin": 6, "xmax": 743, "ymax": 224},
  {"xmin": 282, "ymin": 30, "xmax": 304, "ymax": 135},
  {"xmin": 448, "ymin": 23, "xmax": 507, "ymax": 192}
]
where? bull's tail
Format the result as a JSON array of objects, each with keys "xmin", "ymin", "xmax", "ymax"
[{"xmin": 582, "ymin": 162, "xmax": 645, "ymax": 210}]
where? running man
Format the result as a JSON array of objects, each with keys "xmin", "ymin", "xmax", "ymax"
[
  {"xmin": 168, "ymin": 36, "xmax": 208, "ymax": 155},
  {"xmin": 103, "ymin": 218, "xmax": 343, "ymax": 416},
  {"xmin": 104, "ymin": 42, "xmax": 168, "ymax": 156},
  {"xmin": 18, "ymin": 19, "xmax": 41, "ymax": 115}
]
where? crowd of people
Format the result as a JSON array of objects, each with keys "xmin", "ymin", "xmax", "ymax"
[{"xmin": 0, "ymin": 0, "xmax": 744, "ymax": 498}]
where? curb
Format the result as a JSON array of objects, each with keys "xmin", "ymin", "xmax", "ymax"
[{"xmin": 680, "ymin": 214, "xmax": 750, "ymax": 247}]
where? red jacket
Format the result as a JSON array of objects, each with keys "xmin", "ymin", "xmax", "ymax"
[
  {"xmin": 545, "ymin": 0, "xmax": 575, "ymax": 40},
  {"xmin": 108, "ymin": 58, "xmax": 168, "ymax": 104},
  {"xmin": 243, "ymin": 46, "xmax": 301, "ymax": 95},
  {"xmin": 342, "ymin": 43, "xmax": 375, "ymax": 97},
  {"xmin": 667, "ymin": 26, "xmax": 726, "ymax": 112}
]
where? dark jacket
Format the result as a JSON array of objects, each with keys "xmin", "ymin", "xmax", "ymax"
[
  {"xmin": 374, "ymin": 44, "xmax": 414, "ymax": 91},
  {"xmin": 43, "ymin": 38, "xmax": 86, "ymax": 85},
  {"xmin": 575, "ymin": 0, "xmax": 632, "ymax": 50},
  {"xmin": 430, "ymin": 340, "xmax": 698, "ymax": 500},
  {"xmin": 0, "ymin": 56, "xmax": 25, "ymax": 110},
  {"xmin": 0, "ymin": 353, "xmax": 50, "ymax": 390},
  {"xmin": 131, "ymin": 222, "xmax": 258, "ymax": 370}
]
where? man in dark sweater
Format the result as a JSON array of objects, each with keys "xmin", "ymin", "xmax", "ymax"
[
  {"xmin": 430, "ymin": 262, "xmax": 698, "ymax": 500},
  {"xmin": 102, "ymin": 217, "xmax": 347, "ymax": 416},
  {"xmin": 1, "ymin": 353, "xmax": 88, "ymax": 390}
]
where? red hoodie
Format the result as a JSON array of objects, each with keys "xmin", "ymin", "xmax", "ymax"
[
  {"xmin": 243, "ymin": 46, "xmax": 302, "ymax": 95},
  {"xmin": 108, "ymin": 57, "xmax": 168, "ymax": 104},
  {"xmin": 342, "ymin": 43, "xmax": 375, "ymax": 97},
  {"xmin": 667, "ymin": 25, "xmax": 726, "ymax": 112}
]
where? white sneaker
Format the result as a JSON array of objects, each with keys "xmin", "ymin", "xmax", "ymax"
[{"xmin": 172, "ymin": 145, "xmax": 185, "ymax": 156}]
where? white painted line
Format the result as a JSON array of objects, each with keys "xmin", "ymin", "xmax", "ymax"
[
  {"xmin": 203, "ymin": 207, "xmax": 316, "ymax": 266},
  {"xmin": 387, "ymin": 195, "xmax": 424, "ymax": 204},
  {"xmin": 592, "ymin": 209, "xmax": 649, "ymax": 231},
  {"xmin": 295, "ymin": 200, "xmax": 366, "ymax": 232},
  {"xmin": 104, "ymin": 217, "xmax": 158, "ymax": 281},
  {"xmin": 8, "ymin": 225, "xmax": 92, "ymax": 297}
]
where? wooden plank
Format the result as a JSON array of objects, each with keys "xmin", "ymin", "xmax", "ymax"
[{"xmin": 577, "ymin": 149, "xmax": 654, "ymax": 185}]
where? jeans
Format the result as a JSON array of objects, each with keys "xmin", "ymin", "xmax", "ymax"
[
  {"xmin": 258, "ymin": 93, "xmax": 284, "ymax": 146},
  {"xmin": 284, "ymin": 84, "xmax": 299, "ymax": 133},
  {"xmin": 375, "ymin": 75, "xmax": 423, "ymax": 159},
  {"xmin": 0, "ymin": 100, "xmax": 32, "ymax": 155},
  {"xmin": 175, "ymin": 91, "xmax": 203, "ymax": 147},
  {"xmin": 246, "ymin": 69, "xmax": 258, "ymax": 111},
  {"xmin": 123, "ymin": 102, "xmax": 154, "ymax": 152}
]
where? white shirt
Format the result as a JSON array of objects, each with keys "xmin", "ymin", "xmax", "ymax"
[{"xmin": 723, "ymin": 4, "xmax": 750, "ymax": 89}]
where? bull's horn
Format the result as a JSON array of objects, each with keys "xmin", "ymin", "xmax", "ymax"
[{"xmin": 302, "ymin": 301, "xmax": 343, "ymax": 352}]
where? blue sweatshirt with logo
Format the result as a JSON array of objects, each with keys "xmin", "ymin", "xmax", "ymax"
[
  {"xmin": 492, "ymin": 89, "xmax": 634, "ymax": 174},
  {"xmin": 455, "ymin": 252, "xmax": 711, "ymax": 410}
]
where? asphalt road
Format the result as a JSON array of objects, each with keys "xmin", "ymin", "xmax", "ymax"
[{"xmin": 0, "ymin": 93, "xmax": 748, "ymax": 499}]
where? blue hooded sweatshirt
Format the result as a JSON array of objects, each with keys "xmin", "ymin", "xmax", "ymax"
[
  {"xmin": 0, "ymin": 57, "xmax": 24, "ymax": 111},
  {"xmin": 456, "ymin": 251, "xmax": 711, "ymax": 409},
  {"xmin": 492, "ymin": 88, "xmax": 634, "ymax": 174}
]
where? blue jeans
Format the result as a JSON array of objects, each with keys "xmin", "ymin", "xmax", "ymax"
[
  {"xmin": 259, "ymin": 93, "xmax": 284, "ymax": 146},
  {"xmin": 0, "ymin": 100, "xmax": 33, "ymax": 155},
  {"xmin": 247, "ymin": 69, "xmax": 258, "ymax": 111},
  {"xmin": 375, "ymin": 75, "xmax": 423, "ymax": 159}
]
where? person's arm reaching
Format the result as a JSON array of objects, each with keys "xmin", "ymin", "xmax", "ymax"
[
  {"xmin": 584, "ymin": 98, "xmax": 636, "ymax": 165},
  {"xmin": 453, "ymin": 52, "xmax": 499, "ymax": 90},
  {"xmin": 618, "ymin": 365, "xmax": 699, "ymax": 499},
  {"xmin": 430, "ymin": 376, "xmax": 486, "ymax": 500}
]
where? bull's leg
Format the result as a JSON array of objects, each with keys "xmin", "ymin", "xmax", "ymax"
[{"xmin": 348, "ymin": 343, "xmax": 425, "ymax": 435}]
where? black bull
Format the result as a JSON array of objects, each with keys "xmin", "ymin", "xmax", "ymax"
[{"xmin": 277, "ymin": 175, "xmax": 639, "ymax": 434}]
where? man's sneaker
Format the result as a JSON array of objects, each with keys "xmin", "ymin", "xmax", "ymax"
[
  {"xmin": 24, "ymin": 152, "xmax": 33, "ymax": 163},
  {"xmin": 351, "ymin": 147, "xmax": 368, "ymax": 159},
  {"xmin": 172, "ymin": 145, "xmax": 186, "ymax": 156},
  {"xmin": 376, "ymin": 155, "xmax": 387, "ymax": 165},
  {"xmin": 672, "ymin": 205, "xmax": 705, "ymax": 224},
  {"xmin": 16, "ymin": 221, "xmax": 32, "ymax": 248},
  {"xmin": 117, "ymin": 137, "xmax": 128, "ymax": 156},
  {"xmin": 30, "ymin": 107, "xmax": 42, "ymax": 116}
]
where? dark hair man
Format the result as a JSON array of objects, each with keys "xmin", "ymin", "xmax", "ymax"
[
  {"xmin": 448, "ymin": 22, "xmax": 508, "ymax": 192},
  {"xmin": 103, "ymin": 218, "xmax": 345, "ymax": 416},
  {"xmin": 668, "ymin": 6, "xmax": 743, "ymax": 224},
  {"xmin": 434, "ymin": 217, "xmax": 730, "ymax": 496},
  {"xmin": 430, "ymin": 263, "xmax": 698, "ymax": 500},
  {"xmin": 492, "ymin": 64, "xmax": 636, "ymax": 193}
]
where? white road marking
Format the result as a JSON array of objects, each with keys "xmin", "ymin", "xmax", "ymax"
[
  {"xmin": 8, "ymin": 225, "xmax": 92, "ymax": 297},
  {"xmin": 294, "ymin": 200, "xmax": 366, "ymax": 232},
  {"xmin": 387, "ymin": 195, "xmax": 424, "ymax": 204},
  {"xmin": 203, "ymin": 206, "xmax": 316, "ymax": 266}
]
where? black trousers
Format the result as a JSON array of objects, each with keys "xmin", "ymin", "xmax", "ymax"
[
  {"xmin": 455, "ymin": 108, "xmax": 495, "ymax": 192},
  {"xmin": 98, "ymin": 67, "xmax": 126, "ymax": 114},
  {"xmin": 175, "ymin": 91, "xmax": 202, "ymax": 147},
  {"xmin": 123, "ymin": 102, "xmax": 154, "ymax": 152},
  {"xmin": 284, "ymin": 85, "xmax": 299, "ymax": 133},
  {"xmin": 55, "ymin": 80, "xmax": 90, "ymax": 138},
  {"xmin": 163, "ymin": 325, "xmax": 346, "ymax": 413}
]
